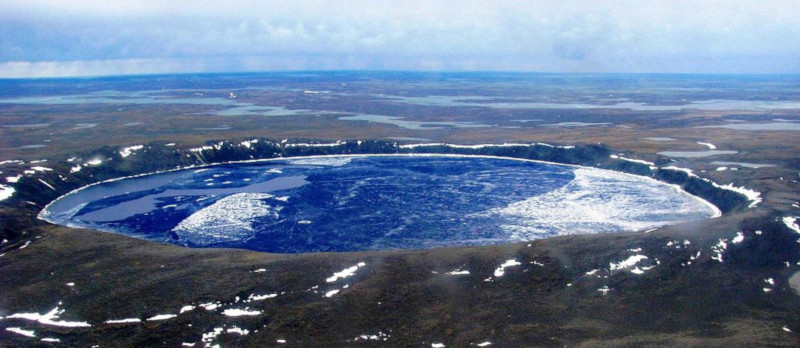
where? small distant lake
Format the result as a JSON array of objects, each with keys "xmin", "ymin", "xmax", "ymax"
[
  {"xmin": 339, "ymin": 114, "xmax": 491, "ymax": 130},
  {"xmin": 541, "ymin": 122, "xmax": 612, "ymax": 127},
  {"xmin": 657, "ymin": 150, "xmax": 739, "ymax": 158},
  {"xmin": 384, "ymin": 95, "xmax": 800, "ymax": 111},
  {"xmin": 40, "ymin": 155, "xmax": 718, "ymax": 253},
  {"xmin": 709, "ymin": 161, "xmax": 775, "ymax": 168},
  {"xmin": 697, "ymin": 122, "xmax": 800, "ymax": 131}
]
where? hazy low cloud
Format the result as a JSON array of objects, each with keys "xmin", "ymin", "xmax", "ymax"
[{"xmin": 1, "ymin": 0, "xmax": 798, "ymax": 77}]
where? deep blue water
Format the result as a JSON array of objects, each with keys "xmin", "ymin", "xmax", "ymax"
[{"xmin": 40, "ymin": 155, "xmax": 717, "ymax": 253}]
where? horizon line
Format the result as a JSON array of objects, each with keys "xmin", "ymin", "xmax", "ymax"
[{"xmin": 3, "ymin": 69, "xmax": 800, "ymax": 80}]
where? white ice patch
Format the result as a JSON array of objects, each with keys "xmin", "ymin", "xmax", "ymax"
[
  {"xmin": 6, "ymin": 175, "xmax": 22, "ymax": 183},
  {"xmin": 597, "ymin": 286, "xmax": 611, "ymax": 295},
  {"xmin": 41, "ymin": 338, "xmax": 60, "ymax": 342},
  {"xmin": 484, "ymin": 168, "xmax": 719, "ymax": 240},
  {"xmin": 0, "ymin": 184, "xmax": 15, "ymax": 201},
  {"xmin": 610, "ymin": 155, "xmax": 656, "ymax": 167},
  {"xmin": 248, "ymin": 293, "xmax": 278, "ymax": 301},
  {"xmin": 326, "ymin": 262, "xmax": 367, "ymax": 283},
  {"xmin": 8, "ymin": 305, "xmax": 91, "ymax": 328},
  {"xmin": 609, "ymin": 255, "xmax": 649, "ymax": 272},
  {"xmin": 353, "ymin": 331, "xmax": 390, "ymax": 341},
  {"xmin": 290, "ymin": 157, "xmax": 353, "ymax": 167},
  {"xmin": 711, "ymin": 239, "xmax": 728, "ymax": 262},
  {"xmin": 180, "ymin": 305, "xmax": 196, "ymax": 313},
  {"xmin": 710, "ymin": 182, "xmax": 761, "ymax": 208},
  {"xmin": 119, "ymin": 145, "xmax": 144, "ymax": 158},
  {"xmin": 85, "ymin": 158, "xmax": 103, "ymax": 166},
  {"xmin": 190, "ymin": 145, "xmax": 214, "ymax": 153},
  {"xmin": 661, "ymin": 166, "xmax": 697, "ymax": 178},
  {"xmin": 493, "ymin": 259, "xmax": 522, "ymax": 277},
  {"xmin": 30, "ymin": 166, "xmax": 53, "ymax": 172},
  {"xmin": 38, "ymin": 179, "xmax": 56, "ymax": 191},
  {"xmin": 784, "ymin": 217, "xmax": 800, "ymax": 234},
  {"xmin": 222, "ymin": 309, "xmax": 262, "ymax": 317},
  {"xmin": 324, "ymin": 289, "xmax": 340, "ymax": 298},
  {"xmin": 202, "ymin": 327, "xmax": 224, "ymax": 344},
  {"xmin": 663, "ymin": 166, "xmax": 761, "ymax": 208},
  {"xmin": 446, "ymin": 270, "xmax": 470, "ymax": 276},
  {"xmin": 400, "ymin": 143, "xmax": 532, "ymax": 150},
  {"xmin": 172, "ymin": 193, "xmax": 275, "ymax": 245},
  {"xmin": 70, "ymin": 165, "xmax": 82, "ymax": 173},
  {"xmin": 732, "ymin": 232, "xmax": 745, "ymax": 244},
  {"xmin": 0, "ymin": 160, "xmax": 25, "ymax": 165},
  {"xmin": 146, "ymin": 314, "xmax": 177, "ymax": 321},
  {"xmin": 6, "ymin": 327, "xmax": 36, "ymax": 338},
  {"xmin": 226, "ymin": 326, "xmax": 250, "ymax": 335},
  {"xmin": 697, "ymin": 142, "xmax": 717, "ymax": 150},
  {"xmin": 477, "ymin": 342, "xmax": 492, "ymax": 346},
  {"xmin": 432, "ymin": 343, "xmax": 446, "ymax": 348},
  {"xmin": 199, "ymin": 302, "xmax": 220, "ymax": 311},
  {"xmin": 104, "ymin": 318, "xmax": 141, "ymax": 324},
  {"xmin": 240, "ymin": 139, "xmax": 259, "ymax": 149}
]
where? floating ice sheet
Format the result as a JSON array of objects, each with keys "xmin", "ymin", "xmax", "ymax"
[
  {"xmin": 173, "ymin": 193, "xmax": 276, "ymax": 245},
  {"xmin": 483, "ymin": 168, "xmax": 718, "ymax": 240}
]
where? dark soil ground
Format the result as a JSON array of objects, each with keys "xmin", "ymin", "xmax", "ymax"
[{"xmin": 1, "ymin": 73, "xmax": 799, "ymax": 346}]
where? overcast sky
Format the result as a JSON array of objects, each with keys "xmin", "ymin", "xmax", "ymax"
[{"xmin": 1, "ymin": 0, "xmax": 798, "ymax": 77}]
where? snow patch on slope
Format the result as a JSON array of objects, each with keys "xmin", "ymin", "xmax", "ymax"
[
  {"xmin": 8, "ymin": 305, "xmax": 91, "ymax": 328},
  {"xmin": 697, "ymin": 142, "xmax": 717, "ymax": 150},
  {"xmin": 326, "ymin": 262, "xmax": 367, "ymax": 282},
  {"xmin": 660, "ymin": 166, "xmax": 761, "ymax": 208},
  {"xmin": 0, "ymin": 184, "xmax": 15, "ymax": 201},
  {"xmin": 609, "ymin": 255, "xmax": 649, "ymax": 271},
  {"xmin": 6, "ymin": 327, "xmax": 36, "ymax": 338},
  {"xmin": 784, "ymin": 217, "xmax": 800, "ymax": 234},
  {"xmin": 119, "ymin": 145, "xmax": 144, "ymax": 158},
  {"xmin": 610, "ymin": 154, "xmax": 656, "ymax": 167},
  {"xmin": 493, "ymin": 259, "xmax": 522, "ymax": 277}
]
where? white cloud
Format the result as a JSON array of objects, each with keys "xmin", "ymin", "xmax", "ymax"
[{"xmin": 1, "ymin": 0, "xmax": 798, "ymax": 76}]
